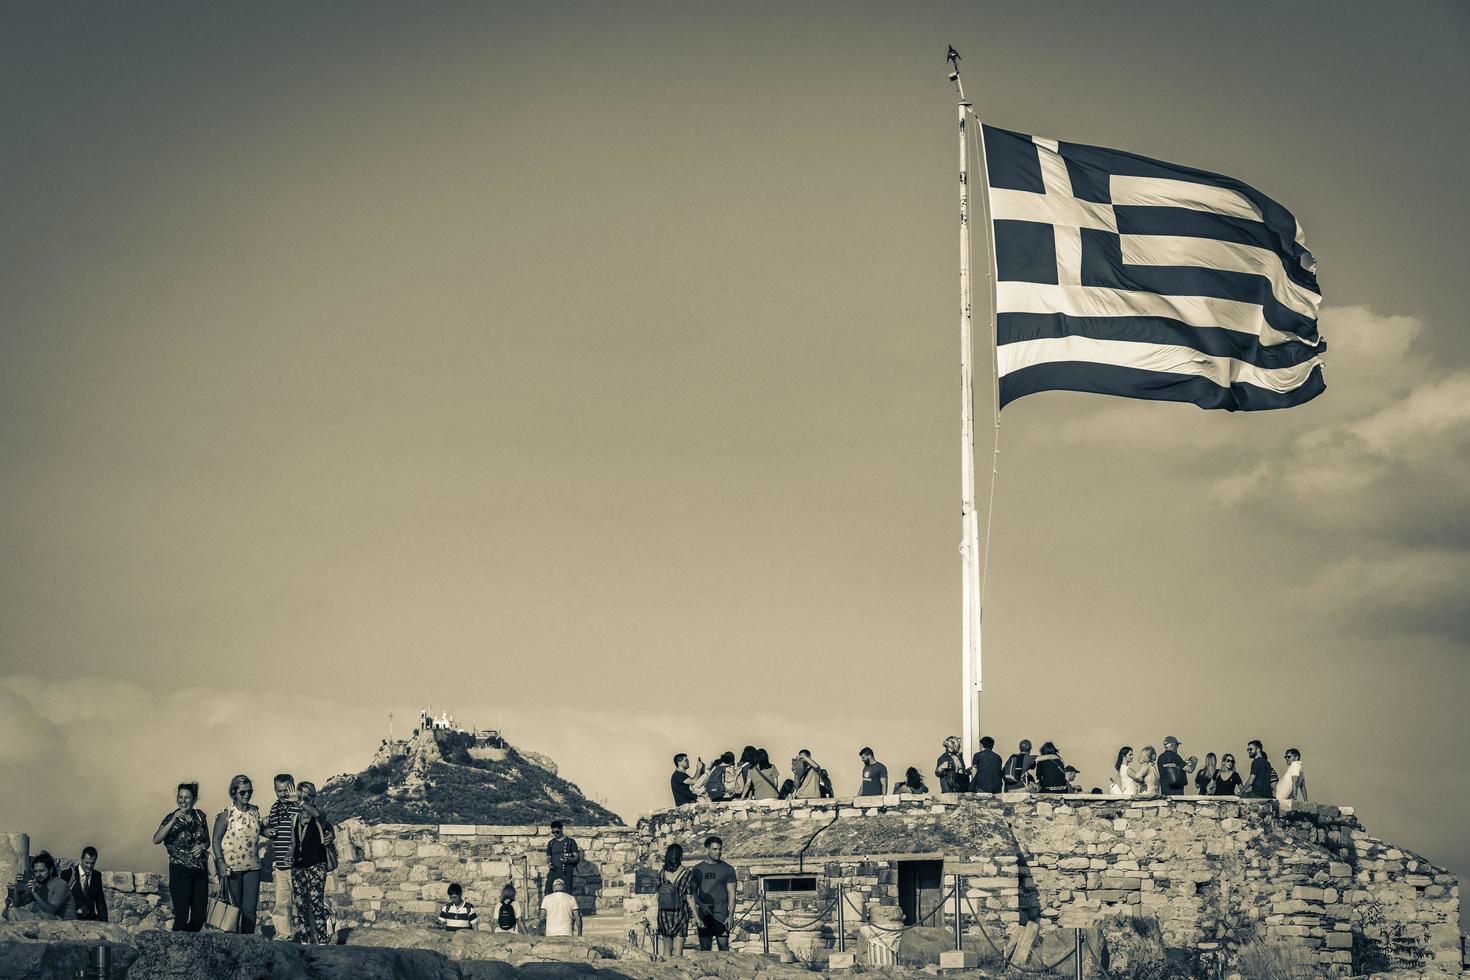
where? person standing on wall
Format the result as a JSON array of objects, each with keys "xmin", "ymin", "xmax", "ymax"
[
  {"xmin": 154, "ymin": 781, "xmax": 210, "ymax": 931},
  {"xmin": 1276, "ymin": 748, "xmax": 1308, "ymax": 803},
  {"xmin": 545, "ymin": 821, "xmax": 580, "ymax": 896},
  {"xmin": 212, "ymin": 774, "xmax": 268, "ymax": 934},
  {"xmin": 690, "ymin": 835, "xmax": 737, "ymax": 952},
  {"xmin": 970, "ymin": 736, "xmax": 1004, "ymax": 794},
  {"xmin": 1194, "ymin": 754, "xmax": 1219, "ymax": 795},
  {"xmin": 790, "ymin": 751, "xmax": 824, "ymax": 799},
  {"xmin": 1211, "ymin": 753, "xmax": 1244, "ymax": 796},
  {"xmin": 265, "ymin": 773, "xmax": 301, "ymax": 939},
  {"xmin": 60, "ymin": 846, "xmax": 107, "ymax": 921},
  {"xmin": 1157, "ymin": 737, "xmax": 1196, "ymax": 797},
  {"xmin": 934, "ymin": 736, "xmax": 970, "ymax": 793},
  {"xmin": 858, "ymin": 747, "xmax": 888, "ymax": 797},
  {"xmin": 743, "ymin": 749, "xmax": 782, "ymax": 800},
  {"xmin": 1033, "ymin": 743, "xmax": 1070, "ymax": 794},
  {"xmin": 1002, "ymin": 740, "xmax": 1036, "ymax": 792},
  {"xmin": 1239, "ymin": 740, "xmax": 1277, "ymax": 799}
]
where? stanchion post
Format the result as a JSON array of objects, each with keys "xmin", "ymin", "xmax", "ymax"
[
  {"xmin": 760, "ymin": 880, "xmax": 770, "ymax": 956},
  {"xmin": 1074, "ymin": 927, "xmax": 1083, "ymax": 980},
  {"xmin": 954, "ymin": 874, "xmax": 964, "ymax": 950},
  {"xmin": 837, "ymin": 882, "xmax": 846, "ymax": 952}
]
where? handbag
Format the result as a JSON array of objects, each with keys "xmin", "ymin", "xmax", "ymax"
[{"xmin": 206, "ymin": 885, "xmax": 240, "ymax": 932}]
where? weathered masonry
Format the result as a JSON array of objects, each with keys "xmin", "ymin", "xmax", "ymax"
[{"xmin": 5, "ymin": 794, "xmax": 1462, "ymax": 975}]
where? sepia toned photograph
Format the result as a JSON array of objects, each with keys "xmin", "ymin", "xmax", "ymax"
[{"xmin": 1, "ymin": 3, "xmax": 1466, "ymax": 977}]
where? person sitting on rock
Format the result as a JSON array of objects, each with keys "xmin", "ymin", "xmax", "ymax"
[
  {"xmin": 60, "ymin": 845, "xmax": 108, "ymax": 921},
  {"xmin": 970, "ymin": 735, "xmax": 1004, "ymax": 794},
  {"xmin": 540, "ymin": 878, "xmax": 582, "ymax": 937},
  {"xmin": 4, "ymin": 851, "xmax": 76, "ymax": 921},
  {"xmin": 438, "ymin": 882, "xmax": 478, "ymax": 931},
  {"xmin": 895, "ymin": 767, "xmax": 929, "ymax": 795}
]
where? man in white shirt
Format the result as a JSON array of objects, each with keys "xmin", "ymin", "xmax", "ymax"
[
  {"xmin": 539, "ymin": 878, "xmax": 581, "ymax": 937},
  {"xmin": 1276, "ymin": 747, "xmax": 1308, "ymax": 803}
]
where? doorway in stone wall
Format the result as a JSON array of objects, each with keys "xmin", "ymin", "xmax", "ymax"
[{"xmin": 897, "ymin": 860, "xmax": 944, "ymax": 926}]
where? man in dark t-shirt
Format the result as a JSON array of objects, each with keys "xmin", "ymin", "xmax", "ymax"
[
  {"xmin": 1240, "ymin": 740, "xmax": 1276, "ymax": 799},
  {"xmin": 858, "ymin": 747, "xmax": 888, "ymax": 796},
  {"xmin": 690, "ymin": 836, "xmax": 737, "ymax": 951},
  {"xmin": 671, "ymin": 753, "xmax": 699, "ymax": 806},
  {"xmin": 970, "ymin": 736, "xmax": 1004, "ymax": 794},
  {"xmin": 545, "ymin": 822, "xmax": 580, "ymax": 893},
  {"xmin": 1157, "ymin": 737, "xmax": 1195, "ymax": 796}
]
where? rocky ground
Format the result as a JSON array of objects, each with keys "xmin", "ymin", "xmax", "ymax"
[{"xmin": 0, "ymin": 921, "xmax": 1013, "ymax": 979}]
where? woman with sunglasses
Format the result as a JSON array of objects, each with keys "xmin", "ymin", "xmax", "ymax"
[
  {"xmin": 211, "ymin": 774, "xmax": 268, "ymax": 933},
  {"xmin": 1210, "ymin": 754, "xmax": 1243, "ymax": 796}
]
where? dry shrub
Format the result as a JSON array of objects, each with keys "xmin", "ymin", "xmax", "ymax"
[{"xmin": 1234, "ymin": 939, "xmax": 1330, "ymax": 979}]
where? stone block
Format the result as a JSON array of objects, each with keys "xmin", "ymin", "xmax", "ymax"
[
  {"xmin": 827, "ymin": 951, "xmax": 857, "ymax": 971},
  {"xmin": 1325, "ymin": 932, "xmax": 1353, "ymax": 949},
  {"xmin": 416, "ymin": 843, "xmax": 448, "ymax": 858},
  {"xmin": 439, "ymin": 824, "xmax": 477, "ymax": 836},
  {"xmin": 1291, "ymin": 886, "xmax": 1325, "ymax": 902},
  {"xmin": 1328, "ymin": 862, "xmax": 1351, "ymax": 878},
  {"xmin": 939, "ymin": 949, "xmax": 978, "ymax": 970},
  {"xmin": 104, "ymin": 871, "xmax": 134, "ymax": 892}
]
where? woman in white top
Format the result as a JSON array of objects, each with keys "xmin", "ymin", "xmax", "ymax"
[
  {"xmin": 1136, "ymin": 746, "xmax": 1161, "ymax": 795},
  {"xmin": 1112, "ymin": 746, "xmax": 1139, "ymax": 796}
]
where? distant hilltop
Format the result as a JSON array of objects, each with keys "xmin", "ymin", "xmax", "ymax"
[{"xmin": 317, "ymin": 716, "xmax": 623, "ymax": 827}]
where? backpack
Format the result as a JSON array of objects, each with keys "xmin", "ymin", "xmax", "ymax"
[
  {"xmin": 656, "ymin": 874, "xmax": 681, "ymax": 912},
  {"xmin": 1003, "ymin": 753, "xmax": 1026, "ymax": 785},
  {"xmin": 817, "ymin": 768, "xmax": 834, "ymax": 799},
  {"xmin": 706, "ymin": 764, "xmax": 727, "ymax": 801},
  {"xmin": 497, "ymin": 898, "xmax": 518, "ymax": 930}
]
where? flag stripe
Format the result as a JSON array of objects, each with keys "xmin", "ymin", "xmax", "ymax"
[
  {"xmin": 999, "ymin": 360, "xmax": 1325, "ymax": 411},
  {"xmin": 1120, "ymin": 235, "xmax": 1321, "ymax": 319},
  {"xmin": 997, "ymin": 336, "xmax": 1325, "ymax": 393},
  {"xmin": 1115, "ymin": 206, "xmax": 1317, "ymax": 289},
  {"xmin": 998, "ymin": 312, "xmax": 1324, "ymax": 372},
  {"xmin": 995, "ymin": 282, "xmax": 1316, "ymax": 348},
  {"xmin": 1109, "ymin": 175, "xmax": 1263, "ymax": 224}
]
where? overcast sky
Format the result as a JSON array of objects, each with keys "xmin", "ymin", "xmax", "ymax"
[{"xmin": 2, "ymin": 0, "xmax": 1467, "ymax": 901}]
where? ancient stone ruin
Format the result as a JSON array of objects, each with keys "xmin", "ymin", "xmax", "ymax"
[{"xmin": 5, "ymin": 793, "xmax": 1463, "ymax": 976}]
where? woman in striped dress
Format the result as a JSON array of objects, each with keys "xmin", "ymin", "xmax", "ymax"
[{"xmin": 654, "ymin": 843, "xmax": 696, "ymax": 958}]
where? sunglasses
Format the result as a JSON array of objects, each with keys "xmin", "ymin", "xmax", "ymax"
[{"xmin": 236, "ymin": 788, "xmax": 253, "ymax": 796}]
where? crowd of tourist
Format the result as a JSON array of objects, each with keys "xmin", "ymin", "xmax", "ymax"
[
  {"xmin": 2, "ymin": 732, "xmax": 1309, "ymax": 950},
  {"xmin": 668, "ymin": 735, "xmax": 1309, "ymax": 805}
]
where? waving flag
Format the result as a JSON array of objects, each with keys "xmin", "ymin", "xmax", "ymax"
[{"xmin": 981, "ymin": 125, "xmax": 1324, "ymax": 411}]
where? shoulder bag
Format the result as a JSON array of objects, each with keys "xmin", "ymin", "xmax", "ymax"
[{"xmin": 206, "ymin": 885, "xmax": 239, "ymax": 932}]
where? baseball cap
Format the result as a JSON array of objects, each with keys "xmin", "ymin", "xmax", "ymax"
[
  {"xmin": 1164, "ymin": 736, "xmax": 1180, "ymax": 745},
  {"xmin": 1064, "ymin": 765, "xmax": 1080, "ymax": 774}
]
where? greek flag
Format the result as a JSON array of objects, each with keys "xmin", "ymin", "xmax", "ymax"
[{"xmin": 982, "ymin": 125, "xmax": 1324, "ymax": 412}]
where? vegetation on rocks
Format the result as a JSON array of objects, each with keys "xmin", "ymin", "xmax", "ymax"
[{"xmin": 316, "ymin": 729, "xmax": 622, "ymax": 827}]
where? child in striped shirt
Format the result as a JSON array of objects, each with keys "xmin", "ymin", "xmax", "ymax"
[{"xmin": 438, "ymin": 883, "xmax": 478, "ymax": 931}]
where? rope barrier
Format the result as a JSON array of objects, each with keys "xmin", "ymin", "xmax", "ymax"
[
  {"xmin": 765, "ymin": 896, "xmax": 838, "ymax": 931},
  {"xmin": 861, "ymin": 885, "xmax": 959, "ymax": 934}
]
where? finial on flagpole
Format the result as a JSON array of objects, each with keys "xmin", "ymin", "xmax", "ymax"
[{"xmin": 947, "ymin": 45, "xmax": 967, "ymax": 103}]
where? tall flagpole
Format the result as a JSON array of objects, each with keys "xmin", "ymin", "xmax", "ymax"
[{"xmin": 949, "ymin": 47, "xmax": 983, "ymax": 761}]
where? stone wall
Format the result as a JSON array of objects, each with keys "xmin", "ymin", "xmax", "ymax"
[
  {"xmin": 3, "ymin": 794, "xmax": 1461, "ymax": 975},
  {"xmin": 331, "ymin": 821, "xmax": 641, "ymax": 931}
]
